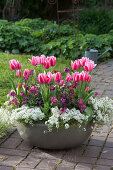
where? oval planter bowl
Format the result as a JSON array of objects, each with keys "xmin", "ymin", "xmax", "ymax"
[{"xmin": 17, "ymin": 123, "xmax": 93, "ymax": 149}]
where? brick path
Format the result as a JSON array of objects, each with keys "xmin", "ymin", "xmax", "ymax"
[{"xmin": 0, "ymin": 60, "xmax": 113, "ymax": 170}]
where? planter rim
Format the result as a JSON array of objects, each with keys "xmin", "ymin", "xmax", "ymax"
[{"xmin": 17, "ymin": 121, "xmax": 94, "ymax": 129}]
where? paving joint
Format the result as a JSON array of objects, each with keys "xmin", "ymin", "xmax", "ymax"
[{"xmin": 92, "ymin": 128, "xmax": 112, "ymax": 169}]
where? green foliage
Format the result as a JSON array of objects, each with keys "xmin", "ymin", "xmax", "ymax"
[
  {"xmin": 81, "ymin": 0, "xmax": 113, "ymax": 7},
  {"xmin": 0, "ymin": 122, "xmax": 9, "ymax": 138},
  {"xmin": 0, "ymin": 18, "xmax": 113, "ymax": 59},
  {"xmin": 77, "ymin": 8, "xmax": 113, "ymax": 34}
]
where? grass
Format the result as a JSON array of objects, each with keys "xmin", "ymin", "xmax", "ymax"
[{"xmin": 0, "ymin": 52, "xmax": 71, "ymax": 105}]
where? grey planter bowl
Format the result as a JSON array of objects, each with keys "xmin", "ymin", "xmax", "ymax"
[{"xmin": 17, "ymin": 123, "xmax": 93, "ymax": 149}]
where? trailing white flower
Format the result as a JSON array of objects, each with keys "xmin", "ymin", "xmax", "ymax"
[
  {"xmin": 45, "ymin": 106, "xmax": 89, "ymax": 131},
  {"xmin": 65, "ymin": 123, "xmax": 70, "ymax": 129},
  {"xmin": 60, "ymin": 108, "xmax": 89, "ymax": 124},
  {"xmin": 45, "ymin": 107, "xmax": 60, "ymax": 131},
  {"xmin": 10, "ymin": 105, "xmax": 45, "ymax": 125},
  {"xmin": 0, "ymin": 107, "xmax": 12, "ymax": 125},
  {"xmin": 88, "ymin": 96, "xmax": 113, "ymax": 128}
]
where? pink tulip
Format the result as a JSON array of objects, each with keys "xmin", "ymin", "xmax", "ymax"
[
  {"xmin": 23, "ymin": 69, "xmax": 30, "ymax": 80},
  {"xmin": 66, "ymin": 73, "xmax": 72, "ymax": 82},
  {"xmin": 78, "ymin": 59, "xmax": 84, "ymax": 67},
  {"xmin": 44, "ymin": 60, "xmax": 51, "ymax": 69},
  {"xmin": 59, "ymin": 80, "xmax": 64, "ymax": 86},
  {"xmin": 85, "ymin": 86, "xmax": 89, "ymax": 92},
  {"xmin": 49, "ymin": 56, "xmax": 56, "ymax": 66},
  {"xmin": 16, "ymin": 70, "xmax": 21, "ymax": 77},
  {"xmin": 16, "ymin": 60, "xmax": 21, "ymax": 69},
  {"xmin": 87, "ymin": 75, "xmax": 92, "ymax": 82},
  {"xmin": 45, "ymin": 75, "xmax": 51, "ymax": 84},
  {"xmin": 38, "ymin": 73, "xmax": 46, "ymax": 84},
  {"xmin": 54, "ymin": 72, "xmax": 62, "ymax": 82},
  {"xmin": 17, "ymin": 83, "xmax": 21, "ymax": 88},
  {"xmin": 72, "ymin": 72, "xmax": 80, "ymax": 82},
  {"xmin": 39, "ymin": 55, "xmax": 46, "ymax": 65},
  {"xmin": 47, "ymin": 72, "xmax": 53, "ymax": 81},
  {"xmin": 23, "ymin": 83, "xmax": 26, "ymax": 88},
  {"xmin": 71, "ymin": 60, "xmax": 79, "ymax": 70},
  {"xmin": 28, "ymin": 56, "xmax": 38, "ymax": 66},
  {"xmin": 84, "ymin": 61, "xmax": 96, "ymax": 71},
  {"xmin": 9, "ymin": 59, "xmax": 17, "ymax": 70},
  {"xmin": 81, "ymin": 57, "xmax": 89, "ymax": 66},
  {"xmin": 79, "ymin": 71, "xmax": 88, "ymax": 82}
]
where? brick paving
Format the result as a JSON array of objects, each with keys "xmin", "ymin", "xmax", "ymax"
[{"xmin": 0, "ymin": 60, "xmax": 113, "ymax": 170}]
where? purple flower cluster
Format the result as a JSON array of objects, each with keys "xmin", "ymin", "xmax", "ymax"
[
  {"xmin": 29, "ymin": 86, "xmax": 37, "ymax": 94},
  {"xmin": 50, "ymin": 85, "xmax": 55, "ymax": 91},
  {"xmin": 78, "ymin": 99, "xmax": 86, "ymax": 112},
  {"xmin": 8, "ymin": 91, "xmax": 16, "ymax": 97},
  {"xmin": 8, "ymin": 98, "xmax": 20, "ymax": 106},
  {"xmin": 60, "ymin": 107, "xmax": 66, "ymax": 114},
  {"xmin": 63, "ymin": 67, "xmax": 70, "ymax": 73},
  {"xmin": 51, "ymin": 96, "xmax": 58, "ymax": 104}
]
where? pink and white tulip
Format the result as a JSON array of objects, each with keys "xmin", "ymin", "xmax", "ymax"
[
  {"xmin": 17, "ymin": 83, "xmax": 21, "ymax": 88},
  {"xmin": 66, "ymin": 73, "xmax": 72, "ymax": 82},
  {"xmin": 44, "ymin": 60, "xmax": 51, "ymax": 69},
  {"xmin": 71, "ymin": 60, "xmax": 79, "ymax": 70},
  {"xmin": 49, "ymin": 56, "xmax": 56, "ymax": 66},
  {"xmin": 72, "ymin": 72, "xmax": 80, "ymax": 82},
  {"xmin": 23, "ymin": 69, "xmax": 30, "ymax": 80},
  {"xmin": 81, "ymin": 57, "xmax": 89, "ymax": 66},
  {"xmin": 47, "ymin": 72, "xmax": 53, "ymax": 81},
  {"xmin": 79, "ymin": 71, "xmax": 88, "ymax": 82},
  {"xmin": 54, "ymin": 72, "xmax": 62, "ymax": 82},
  {"xmin": 38, "ymin": 73, "xmax": 46, "ymax": 84},
  {"xmin": 39, "ymin": 55, "xmax": 46, "ymax": 65},
  {"xmin": 87, "ymin": 74, "xmax": 92, "ymax": 82},
  {"xmin": 59, "ymin": 80, "xmax": 64, "ymax": 86},
  {"xmin": 16, "ymin": 70, "xmax": 21, "ymax": 77},
  {"xmin": 84, "ymin": 61, "xmax": 96, "ymax": 71},
  {"xmin": 16, "ymin": 60, "xmax": 21, "ymax": 69},
  {"xmin": 9, "ymin": 59, "xmax": 17, "ymax": 70},
  {"xmin": 28, "ymin": 56, "xmax": 38, "ymax": 66},
  {"xmin": 85, "ymin": 86, "xmax": 89, "ymax": 92}
]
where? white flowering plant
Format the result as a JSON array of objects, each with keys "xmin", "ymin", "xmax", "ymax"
[{"xmin": 1, "ymin": 55, "xmax": 113, "ymax": 132}]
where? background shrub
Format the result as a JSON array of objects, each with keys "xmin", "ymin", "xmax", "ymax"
[
  {"xmin": 0, "ymin": 18, "xmax": 112, "ymax": 59},
  {"xmin": 76, "ymin": 8, "xmax": 113, "ymax": 34}
]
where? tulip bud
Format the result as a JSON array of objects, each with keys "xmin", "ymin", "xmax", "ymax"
[{"xmin": 16, "ymin": 70, "xmax": 21, "ymax": 77}]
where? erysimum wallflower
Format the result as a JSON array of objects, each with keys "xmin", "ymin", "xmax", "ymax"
[{"xmin": 51, "ymin": 96, "xmax": 58, "ymax": 104}]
